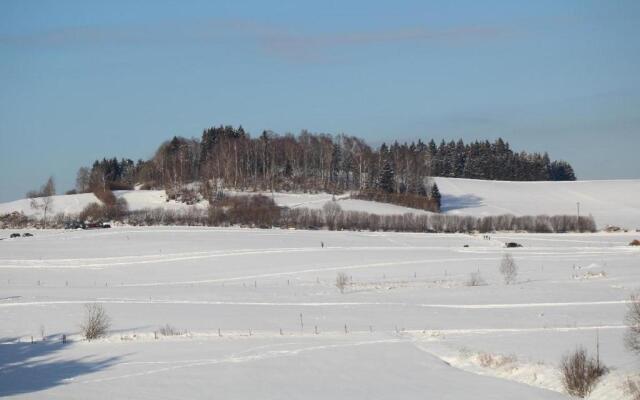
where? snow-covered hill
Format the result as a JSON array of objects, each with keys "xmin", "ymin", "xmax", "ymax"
[
  {"xmin": 434, "ymin": 177, "xmax": 640, "ymax": 229},
  {"xmin": 0, "ymin": 190, "xmax": 207, "ymax": 218},
  {"xmin": 1, "ymin": 178, "xmax": 639, "ymax": 229}
]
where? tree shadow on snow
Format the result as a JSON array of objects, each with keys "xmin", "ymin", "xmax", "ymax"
[
  {"xmin": 440, "ymin": 194, "xmax": 484, "ymax": 212},
  {"xmin": 0, "ymin": 336, "xmax": 120, "ymax": 397}
]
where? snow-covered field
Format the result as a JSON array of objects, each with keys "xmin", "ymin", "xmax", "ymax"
[
  {"xmin": 434, "ymin": 177, "xmax": 640, "ymax": 230},
  {"xmin": 1, "ymin": 227, "xmax": 639, "ymax": 399},
  {"xmin": 3, "ymin": 177, "xmax": 639, "ymax": 229}
]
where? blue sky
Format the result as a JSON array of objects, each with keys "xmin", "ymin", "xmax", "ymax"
[{"xmin": 1, "ymin": 0, "xmax": 639, "ymax": 201}]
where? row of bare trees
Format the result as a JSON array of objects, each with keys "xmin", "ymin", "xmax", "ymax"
[{"xmin": 120, "ymin": 196, "xmax": 596, "ymax": 233}]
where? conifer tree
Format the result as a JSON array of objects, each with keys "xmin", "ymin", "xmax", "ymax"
[
  {"xmin": 378, "ymin": 160, "xmax": 395, "ymax": 193},
  {"xmin": 430, "ymin": 182, "xmax": 441, "ymax": 212}
]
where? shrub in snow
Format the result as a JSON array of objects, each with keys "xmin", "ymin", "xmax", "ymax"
[
  {"xmin": 624, "ymin": 376, "xmax": 640, "ymax": 400},
  {"xmin": 322, "ymin": 201, "xmax": 342, "ymax": 230},
  {"xmin": 336, "ymin": 272, "xmax": 351, "ymax": 294},
  {"xmin": 477, "ymin": 352, "xmax": 517, "ymax": 368},
  {"xmin": 630, "ymin": 239, "xmax": 640, "ymax": 246},
  {"xmin": 158, "ymin": 324, "xmax": 181, "ymax": 336},
  {"xmin": 499, "ymin": 254, "xmax": 518, "ymax": 285},
  {"xmin": 80, "ymin": 303, "xmax": 111, "ymax": 341},
  {"xmin": 466, "ymin": 272, "xmax": 486, "ymax": 287},
  {"xmin": 560, "ymin": 347, "xmax": 607, "ymax": 398}
]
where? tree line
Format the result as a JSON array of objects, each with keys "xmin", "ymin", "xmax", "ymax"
[
  {"xmin": 97, "ymin": 194, "xmax": 597, "ymax": 234},
  {"xmin": 74, "ymin": 125, "xmax": 576, "ymax": 212}
]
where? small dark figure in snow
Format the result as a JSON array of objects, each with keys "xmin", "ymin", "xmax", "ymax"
[
  {"xmin": 321, "ymin": 242, "xmax": 324, "ymax": 248},
  {"xmin": 62, "ymin": 334, "xmax": 67, "ymax": 344}
]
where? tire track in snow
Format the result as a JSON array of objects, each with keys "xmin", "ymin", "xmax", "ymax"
[
  {"xmin": 0, "ymin": 246, "xmax": 472, "ymax": 269},
  {"xmin": 74, "ymin": 338, "xmax": 402, "ymax": 384},
  {"xmin": 119, "ymin": 256, "xmax": 503, "ymax": 286},
  {"xmin": 0, "ymin": 298, "xmax": 630, "ymax": 309},
  {"xmin": 2, "ymin": 244, "xmax": 634, "ymax": 270}
]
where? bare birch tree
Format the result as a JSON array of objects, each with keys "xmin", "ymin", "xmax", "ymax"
[{"xmin": 28, "ymin": 176, "xmax": 55, "ymax": 228}]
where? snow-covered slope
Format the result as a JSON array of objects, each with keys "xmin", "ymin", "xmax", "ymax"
[
  {"xmin": 2, "ymin": 178, "xmax": 639, "ymax": 229},
  {"xmin": 250, "ymin": 191, "xmax": 429, "ymax": 216},
  {"xmin": 0, "ymin": 190, "xmax": 207, "ymax": 219},
  {"xmin": 435, "ymin": 177, "xmax": 640, "ymax": 229},
  {"xmin": 0, "ymin": 190, "xmax": 427, "ymax": 219}
]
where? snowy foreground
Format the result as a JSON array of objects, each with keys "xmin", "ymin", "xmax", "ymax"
[{"xmin": 1, "ymin": 227, "xmax": 639, "ymax": 399}]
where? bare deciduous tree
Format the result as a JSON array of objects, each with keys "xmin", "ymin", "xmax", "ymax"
[
  {"xmin": 336, "ymin": 272, "xmax": 350, "ymax": 294},
  {"xmin": 625, "ymin": 293, "xmax": 640, "ymax": 356},
  {"xmin": 28, "ymin": 176, "xmax": 55, "ymax": 228},
  {"xmin": 499, "ymin": 253, "xmax": 518, "ymax": 285},
  {"xmin": 80, "ymin": 303, "xmax": 111, "ymax": 341},
  {"xmin": 76, "ymin": 167, "xmax": 91, "ymax": 193}
]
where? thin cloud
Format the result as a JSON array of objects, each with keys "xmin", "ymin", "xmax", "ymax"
[
  {"xmin": 260, "ymin": 26, "xmax": 512, "ymax": 62},
  {"xmin": 0, "ymin": 19, "xmax": 513, "ymax": 62}
]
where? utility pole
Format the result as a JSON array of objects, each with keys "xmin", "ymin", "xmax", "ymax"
[{"xmin": 577, "ymin": 202, "xmax": 580, "ymax": 232}]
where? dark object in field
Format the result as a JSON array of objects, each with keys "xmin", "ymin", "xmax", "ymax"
[
  {"xmin": 84, "ymin": 222, "xmax": 111, "ymax": 229},
  {"xmin": 505, "ymin": 242, "xmax": 523, "ymax": 248},
  {"xmin": 463, "ymin": 244, "xmax": 469, "ymax": 247},
  {"xmin": 64, "ymin": 221, "xmax": 86, "ymax": 229},
  {"xmin": 10, "ymin": 233, "xmax": 20, "ymax": 238},
  {"xmin": 22, "ymin": 233, "xmax": 33, "ymax": 237},
  {"xmin": 630, "ymin": 239, "xmax": 640, "ymax": 246}
]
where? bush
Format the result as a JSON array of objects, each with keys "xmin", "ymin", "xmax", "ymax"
[
  {"xmin": 158, "ymin": 324, "xmax": 180, "ymax": 336},
  {"xmin": 560, "ymin": 347, "xmax": 607, "ymax": 397},
  {"xmin": 499, "ymin": 254, "xmax": 518, "ymax": 285},
  {"xmin": 0, "ymin": 212, "xmax": 34, "ymax": 229},
  {"xmin": 630, "ymin": 239, "xmax": 640, "ymax": 246},
  {"xmin": 79, "ymin": 198, "xmax": 128, "ymax": 222},
  {"xmin": 466, "ymin": 272, "xmax": 486, "ymax": 287},
  {"xmin": 79, "ymin": 202, "xmax": 107, "ymax": 222},
  {"xmin": 323, "ymin": 201, "xmax": 342, "ymax": 230},
  {"xmin": 624, "ymin": 376, "xmax": 640, "ymax": 400},
  {"xmin": 477, "ymin": 352, "xmax": 517, "ymax": 368},
  {"xmin": 106, "ymin": 197, "xmax": 128, "ymax": 220},
  {"xmin": 353, "ymin": 190, "xmax": 439, "ymax": 212},
  {"xmin": 336, "ymin": 272, "xmax": 351, "ymax": 294},
  {"xmin": 80, "ymin": 303, "xmax": 111, "ymax": 341},
  {"xmin": 108, "ymin": 181, "xmax": 133, "ymax": 191}
]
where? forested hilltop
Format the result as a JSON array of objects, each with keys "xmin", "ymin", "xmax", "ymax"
[{"xmin": 73, "ymin": 126, "xmax": 576, "ymax": 212}]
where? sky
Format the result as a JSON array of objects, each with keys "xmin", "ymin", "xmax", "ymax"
[{"xmin": 1, "ymin": 0, "xmax": 639, "ymax": 201}]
